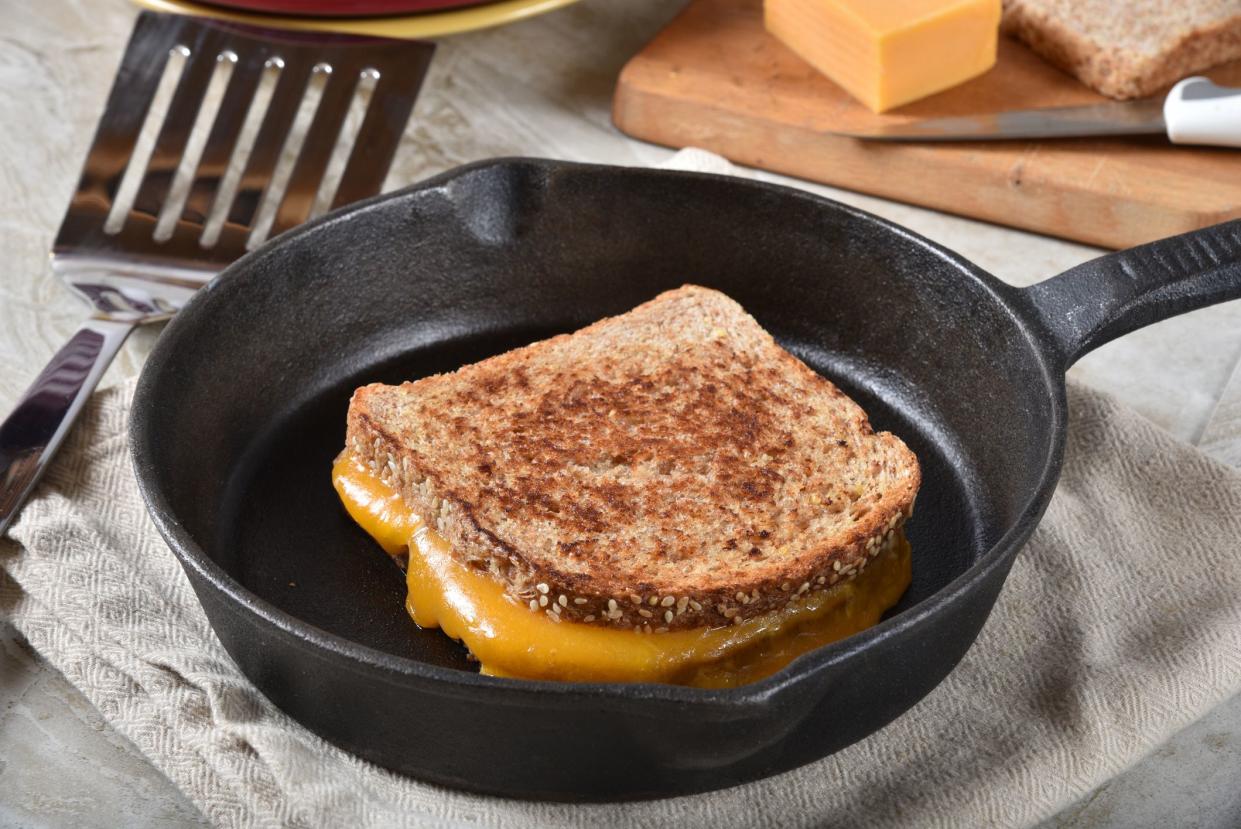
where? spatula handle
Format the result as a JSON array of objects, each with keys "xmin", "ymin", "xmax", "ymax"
[
  {"xmin": 1164, "ymin": 77, "xmax": 1241, "ymax": 148},
  {"xmin": 0, "ymin": 318, "xmax": 133, "ymax": 536}
]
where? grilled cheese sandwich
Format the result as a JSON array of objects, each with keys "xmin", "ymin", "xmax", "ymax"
[{"xmin": 335, "ymin": 286, "xmax": 920, "ymax": 687}]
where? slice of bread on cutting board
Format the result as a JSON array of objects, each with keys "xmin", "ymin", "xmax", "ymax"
[{"xmin": 1002, "ymin": 0, "xmax": 1241, "ymax": 99}]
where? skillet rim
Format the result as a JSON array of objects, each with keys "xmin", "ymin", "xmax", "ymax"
[{"xmin": 129, "ymin": 156, "xmax": 1069, "ymax": 710}]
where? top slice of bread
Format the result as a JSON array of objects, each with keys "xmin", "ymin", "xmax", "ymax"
[
  {"xmin": 1002, "ymin": 0, "xmax": 1241, "ymax": 99},
  {"xmin": 344, "ymin": 286, "xmax": 920, "ymax": 631}
]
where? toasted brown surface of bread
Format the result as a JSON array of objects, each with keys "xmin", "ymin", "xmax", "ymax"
[
  {"xmin": 1001, "ymin": 0, "xmax": 1241, "ymax": 99},
  {"xmin": 344, "ymin": 286, "xmax": 920, "ymax": 631}
]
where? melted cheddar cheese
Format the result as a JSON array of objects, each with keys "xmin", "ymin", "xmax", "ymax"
[{"xmin": 333, "ymin": 454, "xmax": 910, "ymax": 687}]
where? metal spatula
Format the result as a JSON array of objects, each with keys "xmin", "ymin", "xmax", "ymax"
[{"xmin": 0, "ymin": 11, "xmax": 433, "ymax": 535}]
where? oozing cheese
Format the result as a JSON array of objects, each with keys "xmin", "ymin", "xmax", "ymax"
[
  {"xmin": 333, "ymin": 454, "xmax": 911, "ymax": 687},
  {"xmin": 764, "ymin": 0, "xmax": 1001, "ymax": 112}
]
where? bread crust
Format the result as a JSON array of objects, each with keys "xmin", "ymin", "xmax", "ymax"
[
  {"xmin": 1002, "ymin": 0, "xmax": 1241, "ymax": 100},
  {"xmin": 344, "ymin": 286, "xmax": 920, "ymax": 631}
]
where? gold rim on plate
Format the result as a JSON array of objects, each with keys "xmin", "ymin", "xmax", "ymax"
[{"xmin": 130, "ymin": 0, "xmax": 580, "ymax": 39}]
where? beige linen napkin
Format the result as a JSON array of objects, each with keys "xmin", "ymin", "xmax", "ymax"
[
  {"xmin": 3, "ymin": 373, "xmax": 1241, "ymax": 829},
  {"xmin": 1202, "ymin": 357, "xmax": 1241, "ymax": 468}
]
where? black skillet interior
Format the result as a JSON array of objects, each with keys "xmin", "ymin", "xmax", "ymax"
[
  {"xmin": 198, "ymin": 159, "xmax": 1049, "ymax": 667},
  {"xmin": 133, "ymin": 158, "xmax": 1071, "ymax": 797},
  {"xmin": 221, "ymin": 308, "xmax": 984, "ymax": 669}
]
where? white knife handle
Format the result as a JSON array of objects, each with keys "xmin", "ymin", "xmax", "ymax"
[{"xmin": 1164, "ymin": 77, "xmax": 1241, "ymax": 148}]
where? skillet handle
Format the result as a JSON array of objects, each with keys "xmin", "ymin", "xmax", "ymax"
[{"xmin": 1024, "ymin": 219, "xmax": 1241, "ymax": 368}]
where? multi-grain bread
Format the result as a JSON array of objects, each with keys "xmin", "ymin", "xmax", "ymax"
[
  {"xmin": 344, "ymin": 285, "xmax": 920, "ymax": 632},
  {"xmin": 1002, "ymin": 0, "xmax": 1241, "ymax": 99}
]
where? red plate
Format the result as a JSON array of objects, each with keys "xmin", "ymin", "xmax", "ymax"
[{"xmin": 201, "ymin": 0, "xmax": 490, "ymax": 17}]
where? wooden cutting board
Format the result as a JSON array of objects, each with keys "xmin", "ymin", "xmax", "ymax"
[{"xmin": 612, "ymin": 0, "xmax": 1241, "ymax": 248}]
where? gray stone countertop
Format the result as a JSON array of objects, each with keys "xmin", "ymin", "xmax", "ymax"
[{"xmin": 2, "ymin": 0, "xmax": 1240, "ymax": 826}]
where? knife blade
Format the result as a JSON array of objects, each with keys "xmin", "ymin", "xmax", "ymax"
[{"xmin": 836, "ymin": 77, "xmax": 1241, "ymax": 148}]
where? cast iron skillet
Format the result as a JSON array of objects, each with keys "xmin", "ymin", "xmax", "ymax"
[{"xmin": 130, "ymin": 158, "xmax": 1241, "ymax": 800}]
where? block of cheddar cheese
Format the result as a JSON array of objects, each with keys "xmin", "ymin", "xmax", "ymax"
[{"xmin": 765, "ymin": 0, "xmax": 1001, "ymax": 113}]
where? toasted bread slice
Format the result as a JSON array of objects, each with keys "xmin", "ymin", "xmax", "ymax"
[
  {"xmin": 344, "ymin": 285, "xmax": 920, "ymax": 631},
  {"xmin": 1002, "ymin": 0, "xmax": 1241, "ymax": 100}
]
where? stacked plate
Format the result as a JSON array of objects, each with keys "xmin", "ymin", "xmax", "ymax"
[{"xmin": 133, "ymin": 0, "xmax": 579, "ymax": 38}]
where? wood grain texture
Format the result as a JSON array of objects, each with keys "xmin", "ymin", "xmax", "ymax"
[{"xmin": 612, "ymin": 0, "xmax": 1241, "ymax": 249}]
